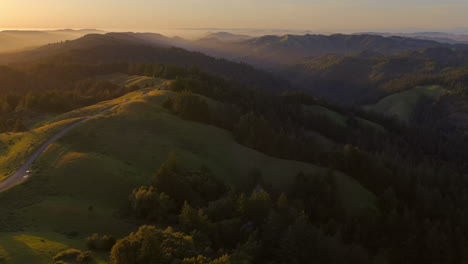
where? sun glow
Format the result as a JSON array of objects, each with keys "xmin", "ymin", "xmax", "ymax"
[{"xmin": 0, "ymin": 0, "xmax": 467, "ymax": 32}]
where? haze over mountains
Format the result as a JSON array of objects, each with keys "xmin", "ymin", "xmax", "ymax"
[
  {"xmin": 2, "ymin": 30, "xmax": 468, "ymax": 126},
  {"xmin": 363, "ymin": 32, "xmax": 468, "ymax": 45},
  {"xmin": 1, "ymin": 31, "xmax": 457, "ymax": 65},
  {"xmin": 2, "ymin": 28, "xmax": 467, "ymax": 60},
  {"xmin": 192, "ymin": 33, "xmax": 456, "ymax": 67},
  {"xmin": 2, "ymin": 31, "xmax": 467, "ymax": 104},
  {"xmin": 0, "ymin": 29, "xmax": 104, "ymax": 53}
]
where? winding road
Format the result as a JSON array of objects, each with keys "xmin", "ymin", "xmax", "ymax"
[{"xmin": 0, "ymin": 104, "xmax": 119, "ymax": 192}]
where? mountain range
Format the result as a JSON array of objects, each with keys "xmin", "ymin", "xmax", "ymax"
[
  {"xmin": 2, "ymin": 31, "xmax": 466, "ymax": 104},
  {"xmin": 190, "ymin": 33, "xmax": 454, "ymax": 67},
  {"xmin": 2, "ymin": 30, "xmax": 461, "ymax": 67},
  {"xmin": 362, "ymin": 32, "xmax": 468, "ymax": 45}
]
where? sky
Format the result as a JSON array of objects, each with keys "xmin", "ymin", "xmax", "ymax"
[{"xmin": 1, "ymin": 0, "xmax": 468, "ymax": 33}]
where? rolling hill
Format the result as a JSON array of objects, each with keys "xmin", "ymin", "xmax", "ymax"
[
  {"xmin": 0, "ymin": 82, "xmax": 375, "ymax": 263},
  {"xmin": 284, "ymin": 47, "xmax": 468, "ymax": 104},
  {"xmin": 2, "ymin": 31, "xmax": 462, "ymax": 105},
  {"xmin": 0, "ymin": 33, "xmax": 290, "ymax": 93}
]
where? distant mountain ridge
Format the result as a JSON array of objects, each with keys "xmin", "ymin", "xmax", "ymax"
[
  {"xmin": 190, "ymin": 33, "xmax": 453, "ymax": 67},
  {"xmin": 0, "ymin": 29, "xmax": 105, "ymax": 53},
  {"xmin": 2, "ymin": 31, "xmax": 467, "ymax": 106},
  {"xmin": 0, "ymin": 32, "xmax": 290, "ymax": 92},
  {"xmin": 0, "ymin": 32, "xmax": 188, "ymax": 64},
  {"xmin": 202, "ymin": 32, "xmax": 252, "ymax": 42},
  {"xmin": 1, "ymin": 31, "xmax": 458, "ymax": 67},
  {"xmin": 360, "ymin": 32, "xmax": 468, "ymax": 45}
]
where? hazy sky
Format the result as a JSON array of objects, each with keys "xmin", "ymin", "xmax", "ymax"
[{"xmin": 1, "ymin": 0, "xmax": 468, "ymax": 32}]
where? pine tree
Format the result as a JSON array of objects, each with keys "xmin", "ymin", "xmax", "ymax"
[
  {"xmin": 152, "ymin": 152, "xmax": 192, "ymax": 204},
  {"xmin": 246, "ymin": 189, "xmax": 272, "ymax": 224},
  {"xmin": 179, "ymin": 201, "xmax": 210, "ymax": 233},
  {"xmin": 277, "ymin": 193, "xmax": 289, "ymax": 210}
]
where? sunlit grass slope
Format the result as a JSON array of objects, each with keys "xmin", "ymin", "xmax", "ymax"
[
  {"xmin": 0, "ymin": 92, "xmax": 139, "ymax": 182},
  {"xmin": 0, "ymin": 231, "xmax": 86, "ymax": 264},
  {"xmin": 95, "ymin": 73, "xmax": 167, "ymax": 88},
  {"xmin": 0, "ymin": 86, "xmax": 376, "ymax": 263}
]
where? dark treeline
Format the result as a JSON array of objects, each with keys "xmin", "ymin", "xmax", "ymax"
[{"xmin": 108, "ymin": 147, "xmax": 468, "ymax": 263}]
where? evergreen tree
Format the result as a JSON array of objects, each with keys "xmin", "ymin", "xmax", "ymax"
[
  {"xmin": 152, "ymin": 152, "xmax": 193, "ymax": 204},
  {"xmin": 179, "ymin": 201, "xmax": 210, "ymax": 233},
  {"xmin": 246, "ymin": 189, "xmax": 272, "ymax": 224}
]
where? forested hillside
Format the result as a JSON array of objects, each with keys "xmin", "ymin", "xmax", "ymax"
[
  {"xmin": 285, "ymin": 46, "xmax": 468, "ymax": 104},
  {"xmin": 1, "ymin": 32, "xmax": 468, "ymax": 264},
  {"xmin": 0, "ymin": 33, "xmax": 289, "ymax": 91},
  {"xmin": 0, "ymin": 32, "xmax": 290, "ymax": 134}
]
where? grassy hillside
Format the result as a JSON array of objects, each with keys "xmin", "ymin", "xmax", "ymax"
[
  {"xmin": 0, "ymin": 86, "xmax": 375, "ymax": 263},
  {"xmin": 95, "ymin": 73, "xmax": 167, "ymax": 89},
  {"xmin": 367, "ymin": 85, "xmax": 447, "ymax": 123}
]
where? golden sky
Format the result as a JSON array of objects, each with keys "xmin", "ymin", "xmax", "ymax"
[{"xmin": 1, "ymin": 0, "xmax": 467, "ymax": 32}]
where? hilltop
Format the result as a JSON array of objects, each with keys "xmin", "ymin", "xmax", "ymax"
[{"xmin": 201, "ymin": 32, "xmax": 252, "ymax": 42}]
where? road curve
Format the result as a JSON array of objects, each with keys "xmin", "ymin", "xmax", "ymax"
[{"xmin": 0, "ymin": 104, "xmax": 118, "ymax": 192}]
